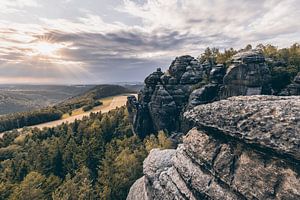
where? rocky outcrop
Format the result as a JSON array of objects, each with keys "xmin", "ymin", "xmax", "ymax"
[
  {"xmin": 149, "ymin": 85, "xmax": 178, "ymax": 133},
  {"xmin": 280, "ymin": 72, "xmax": 300, "ymax": 96},
  {"xmin": 220, "ymin": 50, "xmax": 271, "ymax": 98},
  {"xmin": 128, "ymin": 50, "xmax": 273, "ymax": 138},
  {"xmin": 127, "ymin": 96, "xmax": 300, "ymax": 200},
  {"xmin": 127, "ymin": 55, "xmax": 205, "ymax": 137},
  {"xmin": 185, "ymin": 95, "xmax": 300, "ymax": 161}
]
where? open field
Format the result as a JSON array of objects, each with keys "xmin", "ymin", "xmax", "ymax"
[
  {"xmin": 26, "ymin": 94, "xmax": 135, "ymax": 129},
  {"xmin": 61, "ymin": 96, "xmax": 115, "ymax": 119}
]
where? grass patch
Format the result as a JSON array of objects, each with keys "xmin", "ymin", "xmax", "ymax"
[{"xmin": 61, "ymin": 96, "xmax": 115, "ymax": 119}]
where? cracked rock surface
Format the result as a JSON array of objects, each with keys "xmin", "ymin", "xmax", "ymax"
[{"xmin": 127, "ymin": 95, "xmax": 300, "ymax": 200}]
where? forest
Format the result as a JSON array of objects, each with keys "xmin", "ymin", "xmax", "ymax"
[{"xmin": 0, "ymin": 106, "xmax": 173, "ymax": 200}]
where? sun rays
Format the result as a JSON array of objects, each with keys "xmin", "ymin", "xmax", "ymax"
[
  {"xmin": 2, "ymin": 35, "xmax": 94, "ymax": 84},
  {"xmin": 28, "ymin": 36, "xmax": 68, "ymax": 59},
  {"xmin": 33, "ymin": 41, "xmax": 64, "ymax": 56}
]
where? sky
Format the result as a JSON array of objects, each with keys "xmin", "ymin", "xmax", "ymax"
[{"xmin": 0, "ymin": 0, "xmax": 299, "ymax": 84}]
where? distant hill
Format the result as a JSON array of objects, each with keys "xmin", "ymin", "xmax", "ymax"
[
  {"xmin": 56, "ymin": 84, "xmax": 133, "ymax": 113},
  {"xmin": 79, "ymin": 84, "xmax": 133, "ymax": 99},
  {"xmin": 0, "ymin": 85, "xmax": 94, "ymax": 115},
  {"xmin": 121, "ymin": 84, "xmax": 143, "ymax": 92},
  {"xmin": 0, "ymin": 84, "xmax": 137, "ymax": 116}
]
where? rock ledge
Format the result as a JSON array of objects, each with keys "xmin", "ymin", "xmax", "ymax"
[{"xmin": 127, "ymin": 95, "xmax": 300, "ymax": 200}]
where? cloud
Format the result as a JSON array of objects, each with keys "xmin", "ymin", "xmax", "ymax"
[
  {"xmin": 0, "ymin": 0, "xmax": 300, "ymax": 84},
  {"xmin": 0, "ymin": 0, "xmax": 40, "ymax": 13},
  {"xmin": 119, "ymin": 0, "xmax": 300, "ymax": 47}
]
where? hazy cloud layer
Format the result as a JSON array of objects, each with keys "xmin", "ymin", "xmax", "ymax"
[{"xmin": 0, "ymin": 0, "xmax": 299, "ymax": 84}]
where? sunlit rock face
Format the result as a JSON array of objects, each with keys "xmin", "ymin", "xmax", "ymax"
[
  {"xmin": 127, "ymin": 96, "xmax": 300, "ymax": 200},
  {"xmin": 127, "ymin": 50, "xmax": 274, "ymax": 138}
]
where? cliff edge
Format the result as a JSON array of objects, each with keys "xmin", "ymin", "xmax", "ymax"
[{"xmin": 127, "ymin": 95, "xmax": 300, "ymax": 200}]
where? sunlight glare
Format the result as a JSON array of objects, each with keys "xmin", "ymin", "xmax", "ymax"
[{"xmin": 34, "ymin": 42, "xmax": 63, "ymax": 56}]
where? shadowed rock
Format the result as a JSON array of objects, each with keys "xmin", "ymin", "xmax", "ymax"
[
  {"xmin": 149, "ymin": 85, "xmax": 178, "ymax": 132},
  {"xmin": 221, "ymin": 50, "xmax": 271, "ymax": 98},
  {"xmin": 127, "ymin": 55, "xmax": 204, "ymax": 137},
  {"xmin": 127, "ymin": 50, "xmax": 291, "ymax": 138},
  {"xmin": 280, "ymin": 72, "xmax": 300, "ymax": 96}
]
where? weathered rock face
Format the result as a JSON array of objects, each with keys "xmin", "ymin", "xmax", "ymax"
[
  {"xmin": 185, "ymin": 95, "xmax": 300, "ymax": 161},
  {"xmin": 127, "ymin": 55, "xmax": 205, "ymax": 137},
  {"xmin": 220, "ymin": 50, "xmax": 271, "ymax": 98},
  {"xmin": 127, "ymin": 96, "xmax": 300, "ymax": 200},
  {"xmin": 280, "ymin": 72, "xmax": 300, "ymax": 96},
  {"xmin": 149, "ymin": 85, "xmax": 178, "ymax": 132},
  {"xmin": 187, "ymin": 84, "xmax": 220, "ymax": 108},
  {"xmin": 128, "ymin": 50, "xmax": 273, "ymax": 138}
]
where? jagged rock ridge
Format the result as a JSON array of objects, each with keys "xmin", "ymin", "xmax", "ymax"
[
  {"xmin": 127, "ymin": 96, "xmax": 300, "ymax": 200},
  {"xmin": 127, "ymin": 50, "xmax": 272, "ymax": 138},
  {"xmin": 128, "ymin": 55, "xmax": 206, "ymax": 137}
]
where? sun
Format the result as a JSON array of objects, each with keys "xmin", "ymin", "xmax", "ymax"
[{"xmin": 34, "ymin": 42, "xmax": 63, "ymax": 56}]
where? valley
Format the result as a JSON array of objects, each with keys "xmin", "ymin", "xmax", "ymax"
[
  {"xmin": 0, "ymin": 94, "xmax": 136, "ymax": 138},
  {"xmin": 0, "ymin": 85, "xmax": 94, "ymax": 115}
]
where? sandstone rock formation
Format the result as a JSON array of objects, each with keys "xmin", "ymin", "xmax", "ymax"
[
  {"xmin": 220, "ymin": 50, "xmax": 271, "ymax": 97},
  {"xmin": 127, "ymin": 95, "xmax": 300, "ymax": 200},
  {"xmin": 127, "ymin": 50, "xmax": 272, "ymax": 138},
  {"xmin": 127, "ymin": 55, "xmax": 205, "ymax": 138},
  {"xmin": 280, "ymin": 72, "xmax": 300, "ymax": 95}
]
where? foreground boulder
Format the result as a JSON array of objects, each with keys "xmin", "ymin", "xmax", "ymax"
[{"xmin": 127, "ymin": 96, "xmax": 300, "ymax": 200}]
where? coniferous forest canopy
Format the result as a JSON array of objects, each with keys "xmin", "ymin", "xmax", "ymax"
[
  {"xmin": 0, "ymin": 43, "xmax": 299, "ymax": 200},
  {"xmin": 0, "ymin": 107, "xmax": 173, "ymax": 200}
]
